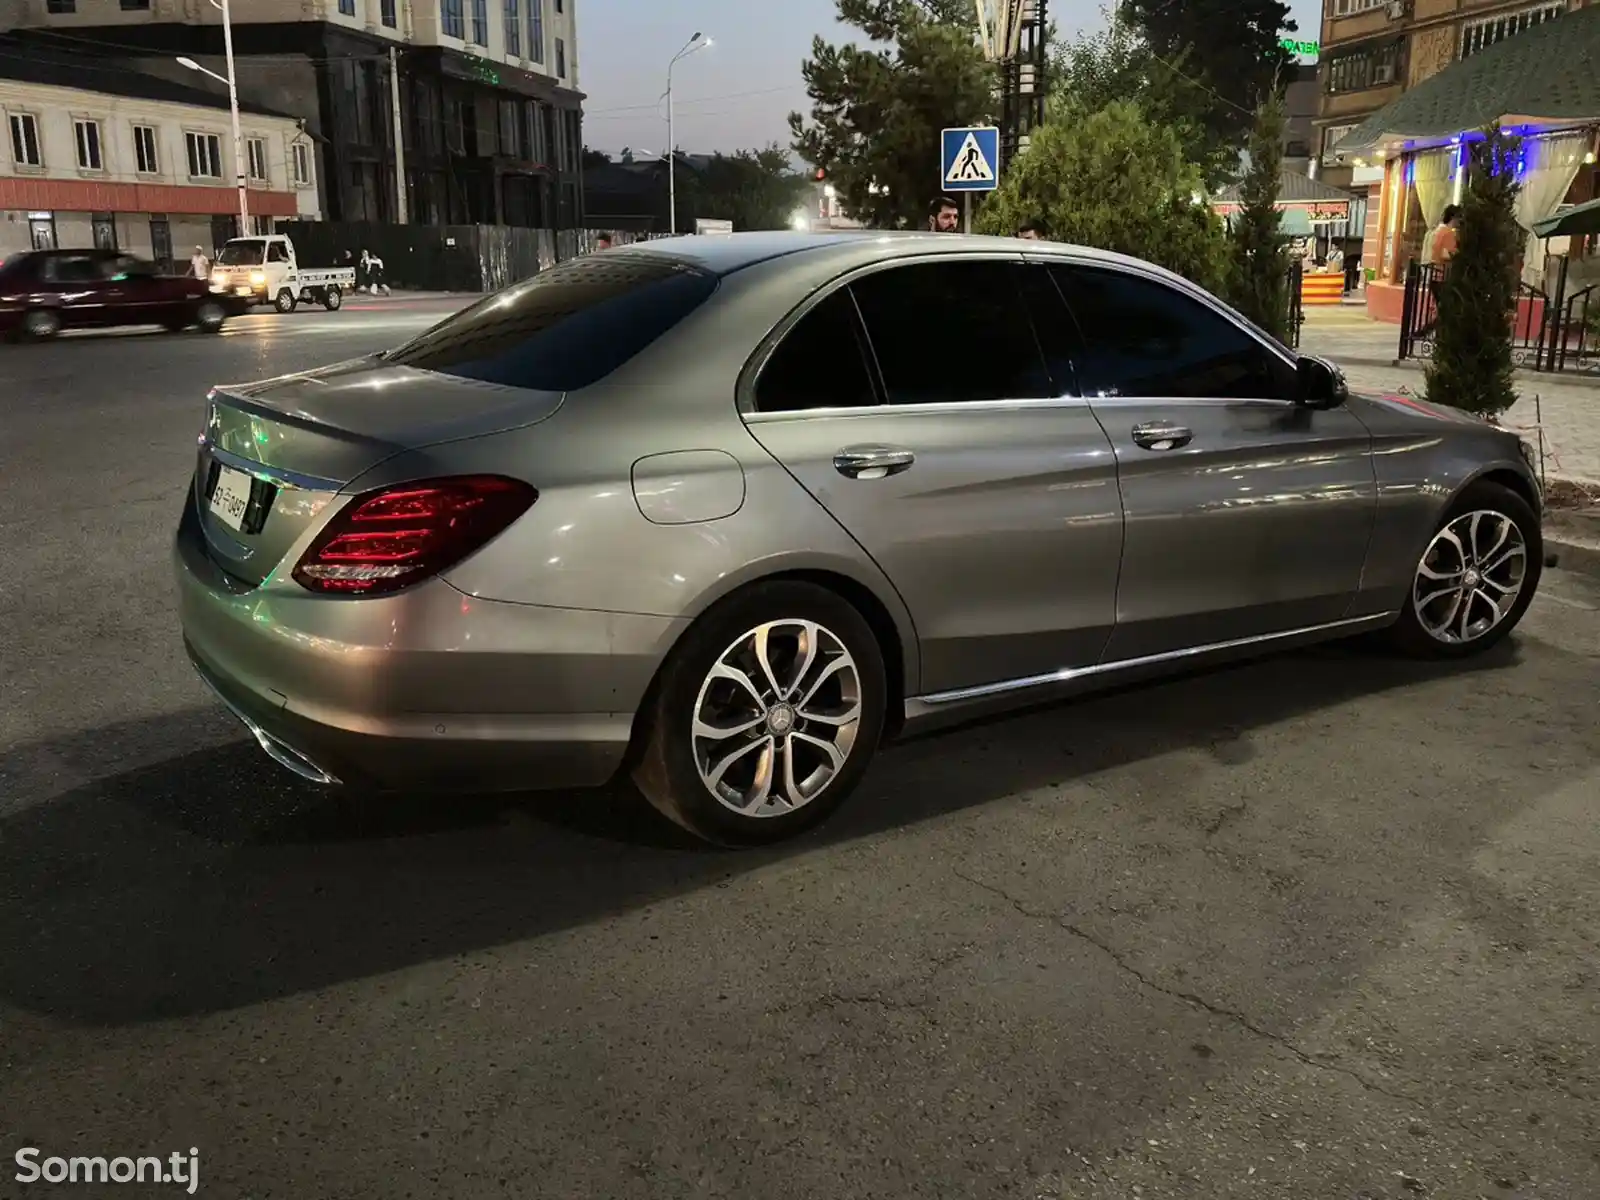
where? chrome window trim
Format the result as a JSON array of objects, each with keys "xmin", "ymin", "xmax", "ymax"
[{"xmin": 912, "ymin": 611, "xmax": 1395, "ymax": 706}]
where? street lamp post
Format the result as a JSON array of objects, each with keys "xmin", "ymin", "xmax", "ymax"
[
  {"xmin": 665, "ymin": 31, "xmax": 711, "ymax": 235},
  {"xmin": 177, "ymin": 0, "xmax": 248, "ymax": 233}
]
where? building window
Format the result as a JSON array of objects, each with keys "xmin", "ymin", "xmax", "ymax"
[
  {"xmin": 186, "ymin": 131, "xmax": 223, "ymax": 178},
  {"xmin": 1329, "ymin": 0, "xmax": 1384, "ymax": 14},
  {"xmin": 381, "ymin": 0, "xmax": 397, "ymax": 26},
  {"xmin": 46, "ymin": 0, "xmax": 76, "ymax": 12},
  {"xmin": 1324, "ymin": 39, "xmax": 1404, "ymax": 94},
  {"xmin": 1461, "ymin": 2, "xmax": 1566, "ymax": 58},
  {"xmin": 293, "ymin": 141, "xmax": 312, "ymax": 186},
  {"xmin": 441, "ymin": 0, "xmax": 464, "ymax": 39},
  {"xmin": 133, "ymin": 123, "xmax": 159, "ymax": 173},
  {"xmin": 554, "ymin": 0, "xmax": 562, "ymax": 11},
  {"xmin": 504, "ymin": 0, "xmax": 521, "ymax": 55},
  {"xmin": 555, "ymin": 36, "xmax": 565, "ymax": 77},
  {"xmin": 247, "ymin": 137, "xmax": 268, "ymax": 181},
  {"xmin": 527, "ymin": 0, "xmax": 544, "ymax": 62},
  {"xmin": 9, "ymin": 112, "xmax": 42, "ymax": 167},
  {"xmin": 74, "ymin": 119, "xmax": 103, "ymax": 170},
  {"xmin": 338, "ymin": 0, "xmax": 355, "ymax": 13},
  {"xmin": 470, "ymin": 0, "xmax": 488, "ymax": 45},
  {"xmin": 1320, "ymin": 123, "xmax": 1359, "ymax": 165},
  {"xmin": 120, "ymin": 0, "xmax": 150, "ymax": 8}
]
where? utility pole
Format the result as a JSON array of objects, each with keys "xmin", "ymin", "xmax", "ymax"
[
  {"xmin": 976, "ymin": 0, "xmax": 1049, "ymax": 173},
  {"xmin": 389, "ymin": 44, "xmax": 408, "ymax": 223}
]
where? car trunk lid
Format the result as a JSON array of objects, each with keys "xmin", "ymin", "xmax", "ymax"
[{"xmin": 194, "ymin": 355, "xmax": 563, "ymax": 586}]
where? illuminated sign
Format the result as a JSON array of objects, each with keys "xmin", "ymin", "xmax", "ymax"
[{"xmin": 1281, "ymin": 37, "xmax": 1320, "ymax": 59}]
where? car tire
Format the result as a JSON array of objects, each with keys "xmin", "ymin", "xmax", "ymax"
[
  {"xmin": 194, "ymin": 300, "xmax": 227, "ymax": 333},
  {"xmin": 323, "ymin": 286, "xmax": 343, "ymax": 311},
  {"xmin": 632, "ymin": 580, "xmax": 888, "ymax": 847},
  {"xmin": 1383, "ymin": 480, "xmax": 1542, "ymax": 659},
  {"xmin": 274, "ymin": 289, "xmax": 297, "ymax": 314},
  {"xmin": 21, "ymin": 308, "xmax": 61, "ymax": 341}
]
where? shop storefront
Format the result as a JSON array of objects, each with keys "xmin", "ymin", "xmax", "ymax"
[{"xmin": 1332, "ymin": 3, "xmax": 1600, "ymax": 323}]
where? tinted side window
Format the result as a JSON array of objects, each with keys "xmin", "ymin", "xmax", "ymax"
[
  {"xmin": 42, "ymin": 256, "xmax": 101, "ymax": 284},
  {"xmin": 850, "ymin": 261, "xmax": 1052, "ymax": 405},
  {"xmin": 385, "ymin": 253, "xmax": 718, "ymax": 392},
  {"xmin": 1050, "ymin": 265, "xmax": 1297, "ymax": 401},
  {"xmin": 755, "ymin": 289, "xmax": 877, "ymax": 413}
]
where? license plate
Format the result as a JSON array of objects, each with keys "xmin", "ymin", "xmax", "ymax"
[
  {"xmin": 208, "ymin": 464, "xmax": 254, "ymax": 532},
  {"xmin": 236, "ymin": 285, "xmax": 253, "ymax": 297}
]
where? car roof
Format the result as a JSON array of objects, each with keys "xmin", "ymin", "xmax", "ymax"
[{"xmin": 619, "ymin": 229, "xmax": 1174, "ymax": 281}]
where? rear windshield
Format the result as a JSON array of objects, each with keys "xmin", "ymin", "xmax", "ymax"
[
  {"xmin": 384, "ymin": 253, "xmax": 719, "ymax": 392},
  {"xmin": 217, "ymin": 241, "xmax": 266, "ymax": 266}
]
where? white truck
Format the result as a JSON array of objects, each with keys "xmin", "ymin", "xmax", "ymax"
[{"xmin": 209, "ymin": 234, "xmax": 356, "ymax": 313}]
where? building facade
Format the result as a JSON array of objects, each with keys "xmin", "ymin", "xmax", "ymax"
[
  {"xmin": 0, "ymin": 47, "xmax": 316, "ymax": 262},
  {"xmin": 2, "ymin": 0, "xmax": 585, "ymax": 229},
  {"xmin": 1313, "ymin": 0, "xmax": 1595, "ymax": 291}
]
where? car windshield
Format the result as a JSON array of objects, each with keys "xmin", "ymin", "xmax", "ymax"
[
  {"xmin": 384, "ymin": 252, "xmax": 720, "ymax": 392},
  {"xmin": 217, "ymin": 241, "xmax": 267, "ymax": 266}
]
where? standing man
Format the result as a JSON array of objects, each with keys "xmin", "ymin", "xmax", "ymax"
[
  {"xmin": 189, "ymin": 245, "xmax": 210, "ymax": 280},
  {"xmin": 1016, "ymin": 222, "xmax": 1044, "ymax": 240},
  {"xmin": 928, "ymin": 197, "xmax": 960, "ymax": 232},
  {"xmin": 1428, "ymin": 205, "xmax": 1461, "ymax": 265}
]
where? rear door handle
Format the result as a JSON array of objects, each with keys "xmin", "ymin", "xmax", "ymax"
[
  {"xmin": 1131, "ymin": 422, "xmax": 1193, "ymax": 451},
  {"xmin": 833, "ymin": 445, "xmax": 916, "ymax": 479}
]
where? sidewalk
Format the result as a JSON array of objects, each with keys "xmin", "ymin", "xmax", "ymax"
[{"xmin": 1299, "ymin": 308, "xmax": 1600, "ymax": 487}]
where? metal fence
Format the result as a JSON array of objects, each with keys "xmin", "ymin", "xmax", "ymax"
[
  {"xmin": 1285, "ymin": 260, "xmax": 1304, "ymax": 350},
  {"xmin": 273, "ymin": 222, "xmax": 663, "ymax": 293},
  {"xmin": 1398, "ymin": 258, "xmax": 1600, "ymax": 376}
]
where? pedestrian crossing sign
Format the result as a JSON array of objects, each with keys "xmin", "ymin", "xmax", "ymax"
[{"xmin": 941, "ymin": 126, "xmax": 1000, "ymax": 192}]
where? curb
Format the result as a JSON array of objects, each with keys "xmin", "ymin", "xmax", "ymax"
[{"xmin": 1547, "ymin": 535, "xmax": 1600, "ymax": 578}]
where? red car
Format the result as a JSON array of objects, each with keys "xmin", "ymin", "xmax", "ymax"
[{"xmin": 0, "ymin": 248, "xmax": 231, "ymax": 341}]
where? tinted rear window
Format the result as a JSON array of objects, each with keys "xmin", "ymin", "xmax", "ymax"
[{"xmin": 384, "ymin": 253, "xmax": 719, "ymax": 392}]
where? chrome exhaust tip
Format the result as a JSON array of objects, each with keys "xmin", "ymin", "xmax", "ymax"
[{"xmin": 194, "ymin": 666, "xmax": 341, "ymax": 786}]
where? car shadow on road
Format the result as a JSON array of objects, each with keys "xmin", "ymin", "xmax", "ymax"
[{"xmin": 0, "ymin": 639, "xmax": 1532, "ymax": 1026}]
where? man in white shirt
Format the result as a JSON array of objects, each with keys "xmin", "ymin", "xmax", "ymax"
[{"xmin": 189, "ymin": 246, "xmax": 210, "ymax": 280}]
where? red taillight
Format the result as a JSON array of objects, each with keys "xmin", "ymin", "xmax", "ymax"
[{"xmin": 292, "ymin": 475, "xmax": 536, "ymax": 596}]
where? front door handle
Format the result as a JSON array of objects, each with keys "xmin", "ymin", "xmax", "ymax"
[
  {"xmin": 833, "ymin": 445, "xmax": 916, "ymax": 479},
  {"xmin": 1131, "ymin": 422, "xmax": 1193, "ymax": 451}
]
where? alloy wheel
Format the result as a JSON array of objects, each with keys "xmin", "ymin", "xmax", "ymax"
[
  {"xmin": 691, "ymin": 619, "xmax": 863, "ymax": 818},
  {"xmin": 1413, "ymin": 509, "xmax": 1528, "ymax": 645}
]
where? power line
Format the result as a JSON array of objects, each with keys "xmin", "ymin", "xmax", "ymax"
[{"xmin": 585, "ymin": 85, "xmax": 801, "ymax": 116}]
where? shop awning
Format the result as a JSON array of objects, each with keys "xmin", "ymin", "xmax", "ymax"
[
  {"xmin": 1333, "ymin": 5, "xmax": 1600, "ymax": 157},
  {"xmin": 1533, "ymin": 195, "xmax": 1600, "ymax": 238},
  {"xmin": 1212, "ymin": 169, "xmax": 1354, "ymax": 221}
]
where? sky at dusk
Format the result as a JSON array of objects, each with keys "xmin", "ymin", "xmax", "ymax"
[{"xmin": 578, "ymin": 0, "xmax": 1324, "ymax": 156}]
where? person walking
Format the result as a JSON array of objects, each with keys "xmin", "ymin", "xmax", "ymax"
[{"xmin": 189, "ymin": 245, "xmax": 211, "ymax": 280}]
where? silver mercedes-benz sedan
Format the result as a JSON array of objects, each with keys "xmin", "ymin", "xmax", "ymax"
[{"xmin": 174, "ymin": 232, "xmax": 1544, "ymax": 845}]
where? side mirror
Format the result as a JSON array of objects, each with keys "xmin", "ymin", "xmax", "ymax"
[{"xmin": 1295, "ymin": 354, "xmax": 1348, "ymax": 409}]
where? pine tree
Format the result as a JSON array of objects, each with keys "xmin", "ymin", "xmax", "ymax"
[
  {"xmin": 1119, "ymin": 0, "xmax": 1295, "ymax": 166},
  {"xmin": 1425, "ymin": 127, "xmax": 1523, "ymax": 420},
  {"xmin": 1226, "ymin": 92, "xmax": 1292, "ymax": 342}
]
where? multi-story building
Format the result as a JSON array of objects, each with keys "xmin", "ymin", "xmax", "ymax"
[
  {"xmin": 1, "ymin": 0, "xmax": 584, "ymax": 229},
  {"xmin": 1313, "ymin": 0, "xmax": 1594, "ymax": 292},
  {"xmin": 0, "ymin": 39, "xmax": 316, "ymax": 262}
]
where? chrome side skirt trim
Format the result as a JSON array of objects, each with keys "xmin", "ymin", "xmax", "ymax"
[{"xmin": 912, "ymin": 612, "xmax": 1396, "ymax": 706}]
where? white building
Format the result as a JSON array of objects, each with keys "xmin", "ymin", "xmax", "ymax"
[
  {"xmin": 1, "ymin": 0, "xmax": 586, "ymax": 228},
  {"xmin": 0, "ymin": 44, "xmax": 318, "ymax": 263}
]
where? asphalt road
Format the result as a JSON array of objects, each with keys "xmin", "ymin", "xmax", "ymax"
[{"xmin": 3, "ymin": 304, "xmax": 1599, "ymax": 1200}]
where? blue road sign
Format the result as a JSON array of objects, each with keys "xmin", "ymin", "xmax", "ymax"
[{"xmin": 940, "ymin": 126, "xmax": 1000, "ymax": 192}]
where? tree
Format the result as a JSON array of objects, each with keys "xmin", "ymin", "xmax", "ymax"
[
  {"xmin": 1119, "ymin": 0, "xmax": 1295, "ymax": 168},
  {"xmin": 1224, "ymin": 92, "xmax": 1292, "ymax": 342},
  {"xmin": 679, "ymin": 145, "xmax": 813, "ymax": 231},
  {"xmin": 1426, "ymin": 127, "xmax": 1524, "ymax": 419},
  {"xmin": 790, "ymin": 0, "xmax": 994, "ymax": 228},
  {"xmin": 975, "ymin": 97, "xmax": 1230, "ymax": 293}
]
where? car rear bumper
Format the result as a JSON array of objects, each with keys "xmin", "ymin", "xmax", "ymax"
[{"xmin": 173, "ymin": 492, "xmax": 685, "ymax": 793}]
